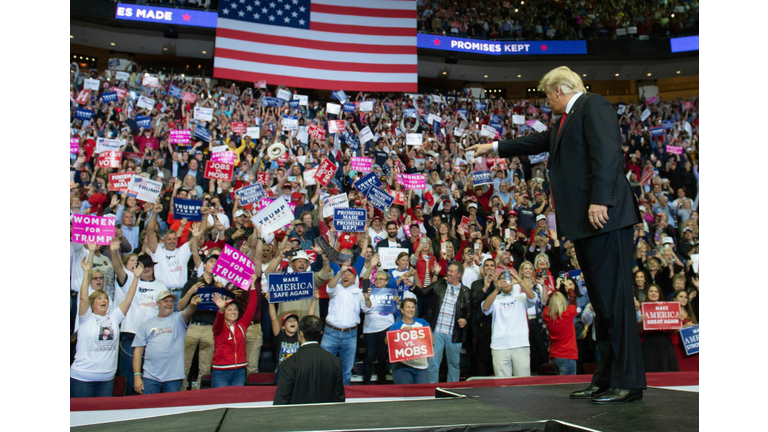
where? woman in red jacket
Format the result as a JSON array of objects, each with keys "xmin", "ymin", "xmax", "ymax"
[
  {"xmin": 211, "ymin": 277, "xmax": 260, "ymax": 388},
  {"xmin": 543, "ymin": 283, "xmax": 579, "ymax": 375}
]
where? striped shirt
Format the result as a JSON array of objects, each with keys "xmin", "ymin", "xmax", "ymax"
[{"xmin": 435, "ymin": 283, "xmax": 461, "ymax": 335}]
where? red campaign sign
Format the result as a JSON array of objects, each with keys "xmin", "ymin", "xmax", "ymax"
[
  {"xmin": 204, "ymin": 161, "xmax": 234, "ymax": 181},
  {"xmin": 314, "ymin": 158, "xmax": 337, "ymax": 186},
  {"xmin": 459, "ymin": 216, "xmax": 470, "ymax": 232},
  {"xmin": 254, "ymin": 80, "xmax": 267, "ymax": 89},
  {"xmin": 682, "ymin": 101, "xmax": 694, "ymax": 110},
  {"xmin": 308, "ymin": 123, "xmax": 326, "ymax": 140},
  {"xmin": 75, "ymin": 89, "xmax": 90, "ymax": 105},
  {"xmin": 257, "ymin": 172, "xmax": 271, "ymax": 186},
  {"xmin": 231, "ymin": 122, "xmax": 247, "ymax": 133},
  {"xmin": 642, "ymin": 302, "xmax": 682, "ymax": 331},
  {"xmin": 387, "ymin": 327, "xmax": 435, "ymax": 363},
  {"xmin": 109, "ymin": 171, "xmax": 135, "ymax": 192},
  {"xmin": 182, "ymin": 91, "xmax": 196, "ymax": 103},
  {"xmin": 111, "ymin": 87, "xmax": 127, "ymax": 100},
  {"xmin": 391, "ymin": 190, "xmax": 405, "ymax": 205},
  {"xmin": 527, "ymin": 105, "xmax": 539, "ymax": 115},
  {"xmin": 123, "ymin": 152, "xmax": 143, "ymax": 163},
  {"xmin": 329, "ymin": 120, "xmax": 346, "ymax": 133},
  {"xmin": 486, "ymin": 157, "xmax": 507, "ymax": 170},
  {"xmin": 97, "ymin": 151, "xmax": 122, "ymax": 169}
]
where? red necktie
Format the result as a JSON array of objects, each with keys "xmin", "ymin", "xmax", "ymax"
[{"xmin": 557, "ymin": 113, "xmax": 567, "ymax": 138}]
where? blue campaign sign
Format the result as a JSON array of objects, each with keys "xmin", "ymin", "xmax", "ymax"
[
  {"xmin": 367, "ymin": 186, "xmax": 395, "ymax": 212},
  {"xmin": 173, "ymin": 198, "xmax": 203, "ymax": 221},
  {"xmin": 475, "ymin": 102, "xmax": 487, "ymax": 111},
  {"xmin": 404, "ymin": 108, "xmax": 418, "ymax": 119},
  {"xmin": 663, "ymin": 120, "xmax": 674, "ymax": 130},
  {"xmin": 234, "ymin": 183, "xmax": 265, "ymax": 206},
  {"xmin": 101, "ymin": 92, "xmax": 118, "ymax": 103},
  {"xmin": 650, "ymin": 127, "xmax": 665, "ymax": 137},
  {"xmin": 169, "ymin": 85, "xmax": 182, "ymax": 97},
  {"xmin": 354, "ymin": 171, "xmax": 382, "ymax": 196},
  {"xmin": 340, "ymin": 131, "xmax": 360, "ymax": 150},
  {"xmin": 490, "ymin": 114, "xmax": 501, "ymax": 124},
  {"xmin": 136, "ymin": 115, "xmax": 151, "ymax": 129},
  {"xmin": 289, "ymin": 100, "xmax": 300, "ymax": 109},
  {"xmin": 195, "ymin": 287, "xmax": 234, "ymax": 311},
  {"xmin": 74, "ymin": 108, "xmax": 93, "ymax": 121},
  {"xmin": 333, "ymin": 208, "xmax": 367, "ymax": 233},
  {"xmin": 115, "ymin": 3, "xmax": 218, "ymax": 28},
  {"xmin": 679, "ymin": 325, "xmax": 699, "ymax": 355},
  {"xmin": 457, "ymin": 109, "xmax": 468, "ymax": 119},
  {"xmin": 370, "ymin": 288, "xmax": 397, "ymax": 315},
  {"xmin": 343, "ymin": 103, "xmax": 356, "ymax": 113},
  {"xmin": 541, "ymin": 106, "xmax": 552, "ymax": 114},
  {"xmin": 529, "ymin": 152, "xmax": 548, "ymax": 164},
  {"xmin": 194, "ymin": 126, "xmax": 211, "ymax": 142},
  {"xmin": 417, "ymin": 34, "xmax": 588, "ymax": 55},
  {"xmin": 332, "ymin": 90, "xmax": 348, "ymax": 103},
  {"xmin": 268, "ymin": 272, "xmax": 315, "ymax": 304},
  {"xmin": 262, "ymin": 97, "xmax": 282, "ymax": 107},
  {"xmin": 472, "ymin": 170, "xmax": 492, "ymax": 186},
  {"xmin": 490, "ymin": 122, "xmax": 503, "ymax": 131}
]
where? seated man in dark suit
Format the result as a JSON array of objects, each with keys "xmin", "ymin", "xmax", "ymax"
[{"xmin": 273, "ymin": 316, "xmax": 345, "ymax": 405}]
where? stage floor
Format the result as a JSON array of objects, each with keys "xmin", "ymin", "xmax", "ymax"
[{"xmin": 72, "ymin": 383, "xmax": 697, "ymax": 432}]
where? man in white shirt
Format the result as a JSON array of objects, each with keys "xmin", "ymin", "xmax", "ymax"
[
  {"xmin": 460, "ymin": 246, "xmax": 481, "ymax": 288},
  {"xmin": 321, "ymin": 265, "xmax": 371, "ymax": 386},
  {"xmin": 483, "ymin": 272, "xmax": 536, "ymax": 377},
  {"xmin": 368, "ymin": 216, "xmax": 386, "ymax": 247},
  {"xmin": 146, "ymin": 202, "xmax": 199, "ymax": 309}
]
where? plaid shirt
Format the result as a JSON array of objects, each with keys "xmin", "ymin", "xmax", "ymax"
[{"xmin": 435, "ymin": 282, "xmax": 461, "ymax": 335}]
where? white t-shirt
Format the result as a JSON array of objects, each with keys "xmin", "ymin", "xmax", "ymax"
[
  {"xmin": 326, "ymin": 282, "xmax": 363, "ymax": 329},
  {"xmin": 368, "ymin": 228, "xmax": 386, "ymax": 247},
  {"xmin": 117, "ymin": 272, "xmax": 168, "ymax": 334},
  {"xmin": 70, "ymin": 307, "xmax": 126, "ymax": 382},
  {"xmin": 207, "ymin": 212, "xmax": 231, "ymax": 229},
  {"xmin": 150, "ymin": 243, "xmax": 192, "ymax": 289},
  {"xmin": 462, "ymin": 263, "xmax": 481, "ymax": 288},
  {"xmin": 483, "ymin": 285, "xmax": 536, "ymax": 350},
  {"xmin": 70, "ymin": 243, "xmax": 114, "ymax": 298}
]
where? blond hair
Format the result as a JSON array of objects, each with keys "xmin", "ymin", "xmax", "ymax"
[
  {"xmin": 88, "ymin": 290, "xmax": 109, "ymax": 308},
  {"xmin": 538, "ymin": 66, "xmax": 587, "ymax": 95},
  {"xmin": 547, "ymin": 291, "xmax": 568, "ymax": 321}
]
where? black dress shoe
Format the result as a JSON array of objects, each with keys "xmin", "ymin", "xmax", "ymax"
[
  {"xmin": 570, "ymin": 385, "xmax": 608, "ymax": 399},
  {"xmin": 590, "ymin": 387, "xmax": 643, "ymax": 404}
]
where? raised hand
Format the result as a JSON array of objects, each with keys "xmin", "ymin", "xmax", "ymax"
[
  {"xmin": 80, "ymin": 257, "xmax": 92, "ymax": 273},
  {"xmin": 212, "ymin": 292, "xmax": 228, "ymax": 310},
  {"xmin": 133, "ymin": 262, "xmax": 145, "ymax": 277}
]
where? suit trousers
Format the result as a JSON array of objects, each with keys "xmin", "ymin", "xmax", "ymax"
[
  {"xmin": 573, "ymin": 226, "xmax": 647, "ymax": 390},
  {"xmin": 246, "ymin": 323, "xmax": 263, "ymax": 375}
]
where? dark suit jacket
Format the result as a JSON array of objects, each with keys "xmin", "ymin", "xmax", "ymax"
[
  {"xmin": 498, "ymin": 94, "xmax": 640, "ymax": 240},
  {"xmin": 273, "ymin": 343, "xmax": 345, "ymax": 405}
]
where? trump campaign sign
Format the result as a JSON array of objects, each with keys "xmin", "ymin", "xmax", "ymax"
[
  {"xmin": 126, "ymin": 176, "xmax": 162, "ymax": 202},
  {"xmin": 97, "ymin": 151, "xmax": 122, "ymax": 169},
  {"xmin": 333, "ymin": 208, "xmax": 367, "ymax": 233},
  {"xmin": 370, "ymin": 288, "xmax": 397, "ymax": 315},
  {"xmin": 213, "ymin": 245, "xmax": 255, "ymax": 290},
  {"xmin": 71, "ymin": 214, "xmax": 116, "ymax": 245},
  {"xmin": 195, "ymin": 287, "xmax": 234, "ymax": 311},
  {"xmin": 350, "ymin": 157, "xmax": 372, "ymax": 173},
  {"xmin": 169, "ymin": 129, "xmax": 191, "ymax": 144},
  {"xmin": 680, "ymin": 325, "xmax": 699, "ymax": 355},
  {"xmin": 204, "ymin": 161, "xmax": 234, "ymax": 181},
  {"xmin": 399, "ymin": 173, "xmax": 426, "ymax": 190},
  {"xmin": 387, "ymin": 326, "xmax": 434, "ymax": 363},
  {"xmin": 472, "ymin": 170, "xmax": 493, "ymax": 186},
  {"xmin": 251, "ymin": 196, "xmax": 294, "ymax": 237},
  {"xmin": 354, "ymin": 172, "xmax": 381, "ymax": 196},
  {"xmin": 642, "ymin": 302, "xmax": 682, "ymax": 330},
  {"xmin": 109, "ymin": 172, "xmax": 134, "ymax": 192},
  {"xmin": 268, "ymin": 272, "xmax": 315, "ymax": 303},
  {"xmin": 234, "ymin": 183, "xmax": 265, "ymax": 206},
  {"xmin": 173, "ymin": 198, "xmax": 203, "ymax": 221},
  {"xmin": 314, "ymin": 158, "xmax": 337, "ymax": 186}
]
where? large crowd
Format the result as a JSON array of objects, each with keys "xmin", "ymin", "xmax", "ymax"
[
  {"xmin": 417, "ymin": 0, "xmax": 699, "ymax": 40},
  {"xmin": 69, "ymin": 65, "xmax": 699, "ymax": 397}
]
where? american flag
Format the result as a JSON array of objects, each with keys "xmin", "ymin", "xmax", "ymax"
[{"xmin": 214, "ymin": 0, "xmax": 417, "ymax": 92}]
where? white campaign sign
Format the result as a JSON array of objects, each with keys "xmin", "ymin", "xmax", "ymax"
[
  {"xmin": 83, "ymin": 79, "xmax": 100, "ymax": 91},
  {"xmin": 322, "ymin": 193, "xmax": 349, "ymax": 218},
  {"xmin": 246, "ymin": 127, "xmax": 260, "ymax": 139},
  {"xmin": 360, "ymin": 101, "xmax": 373, "ymax": 112},
  {"xmin": 512, "ymin": 115, "xmax": 526, "ymax": 125},
  {"xmin": 137, "ymin": 96, "xmax": 155, "ymax": 110},
  {"xmin": 640, "ymin": 108, "xmax": 651, "ymax": 122},
  {"xmin": 532, "ymin": 120, "xmax": 548, "ymax": 133},
  {"xmin": 296, "ymin": 95, "xmax": 309, "ymax": 106},
  {"xmin": 481, "ymin": 125, "xmax": 496, "ymax": 138},
  {"xmin": 194, "ymin": 106, "xmax": 214, "ymax": 122},
  {"xmin": 360, "ymin": 126, "xmax": 374, "ymax": 144},
  {"xmin": 277, "ymin": 88, "xmax": 292, "ymax": 101},
  {"xmin": 96, "ymin": 138, "xmax": 122, "ymax": 154},
  {"xmin": 303, "ymin": 168, "xmax": 317, "ymax": 186},
  {"xmin": 379, "ymin": 247, "xmax": 408, "ymax": 270},
  {"xmin": 115, "ymin": 71, "xmax": 130, "ymax": 81},
  {"xmin": 406, "ymin": 133, "xmax": 422, "ymax": 146},
  {"xmin": 251, "ymin": 196, "xmax": 294, "ymax": 237},
  {"xmin": 326, "ymin": 103, "xmax": 341, "ymax": 115}
]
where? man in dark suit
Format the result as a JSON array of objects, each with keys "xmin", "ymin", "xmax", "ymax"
[
  {"xmin": 273, "ymin": 315, "xmax": 345, "ymax": 405},
  {"xmin": 467, "ymin": 66, "xmax": 645, "ymax": 404}
]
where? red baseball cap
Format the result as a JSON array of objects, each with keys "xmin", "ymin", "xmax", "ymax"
[{"xmin": 291, "ymin": 191, "xmax": 303, "ymax": 203}]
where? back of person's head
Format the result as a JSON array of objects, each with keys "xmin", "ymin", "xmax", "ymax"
[
  {"xmin": 547, "ymin": 292, "xmax": 568, "ymax": 321},
  {"xmin": 299, "ymin": 316, "xmax": 324, "ymax": 342},
  {"xmin": 538, "ymin": 66, "xmax": 587, "ymax": 95}
]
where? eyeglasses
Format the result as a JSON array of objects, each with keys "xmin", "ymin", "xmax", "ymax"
[{"xmin": 91, "ymin": 276, "xmax": 105, "ymax": 281}]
